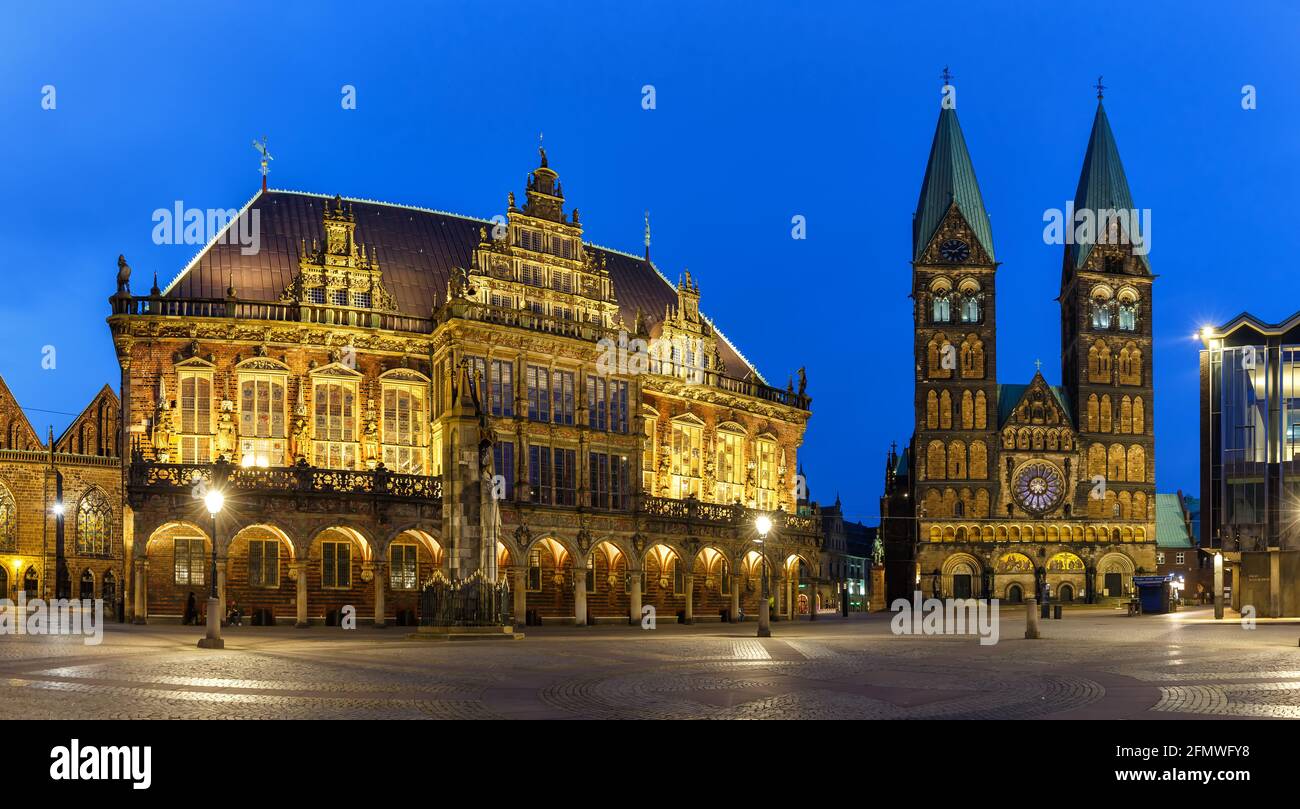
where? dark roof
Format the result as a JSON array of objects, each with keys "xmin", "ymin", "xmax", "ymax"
[
  {"xmin": 1068, "ymin": 102, "xmax": 1150, "ymax": 274},
  {"xmin": 161, "ymin": 190, "xmax": 759, "ymax": 380},
  {"xmin": 913, "ymin": 106, "xmax": 995, "ymax": 261},
  {"xmin": 996, "ymin": 381, "xmax": 1074, "ymax": 428}
]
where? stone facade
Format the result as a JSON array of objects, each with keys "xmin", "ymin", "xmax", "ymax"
[
  {"xmin": 108, "ymin": 150, "xmax": 820, "ymax": 627},
  {"xmin": 0, "ymin": 379, "xmax": 124, "ymax": 610}
]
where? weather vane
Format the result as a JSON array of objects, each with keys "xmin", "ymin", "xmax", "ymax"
[
  {"xmin": 1094, "ymin": 75, "xmax": 1105, "ymax": 100},
  {"xmin": 941, "ymin": 65, "xmax": 953, "ymax": 86},
  {"xmin": 252, "ymin": 135, "xmax": 273, "ymax": 190}
]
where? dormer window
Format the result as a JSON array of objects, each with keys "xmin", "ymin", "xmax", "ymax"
[
  {"xmin": 330, "ymin": 290, "xmax": 349, "ymax": 307},
  {"xmin": 353, "ymin": 292, "xmax": 372, "ymax": 309},
  {"xmin": 306, "ymin": 287, "xmax": 325, "ymax": 305}
]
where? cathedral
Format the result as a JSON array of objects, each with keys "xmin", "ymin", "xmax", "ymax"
[
  {"xmin": 882, "ymin": 89, "xmax": 1157, "ymax": 605},
  {"xmin": 106, "ymin": 147, "xmax": 819, "ymax": 627}
]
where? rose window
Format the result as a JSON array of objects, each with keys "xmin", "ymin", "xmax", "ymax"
[{"xmin": 1013, "ymin": 461, "xmax": 1064, "ymax": 514}]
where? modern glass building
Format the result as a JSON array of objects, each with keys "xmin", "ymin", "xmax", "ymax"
[{"xmin": 1200, "ymin": 311, "xmax": 1300, "ymax": 616}]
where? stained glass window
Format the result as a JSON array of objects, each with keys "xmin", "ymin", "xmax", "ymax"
[{"xmin": 1012, "ymin": 462, "xmax": 1064, "ymax": 514}]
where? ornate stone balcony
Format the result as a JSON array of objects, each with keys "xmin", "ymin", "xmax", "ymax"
[{"xmin": 126, "ymin": 458, "xmax": 443, "ymax": 506}]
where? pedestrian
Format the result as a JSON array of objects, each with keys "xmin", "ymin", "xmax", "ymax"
[{"xmin": 183, "ymin": 591, "xmax": 197, "ymax": 625}]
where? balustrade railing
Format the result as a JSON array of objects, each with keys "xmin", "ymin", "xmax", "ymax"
[{"xmin": 128, "ymin": 459, "xmax": 442, "ymax": 502}]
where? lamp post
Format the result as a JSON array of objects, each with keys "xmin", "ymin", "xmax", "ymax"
[
  {"xmin": 755, "ymin": 514, "xmax": 772, "ymax": 638},
  {"xmin": 198, "ymin": 488, "xmax": 225, "ymax": 649}
]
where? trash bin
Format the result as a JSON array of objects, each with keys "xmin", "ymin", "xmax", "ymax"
[{"xmin": 1053, "ymin": 604, "xmax": 1062, "ymax": 620}]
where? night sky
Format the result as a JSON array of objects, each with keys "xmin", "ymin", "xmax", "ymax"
[{"xmin": 3, "ymin": 1, "xmax": 1296, "ymax": 523}]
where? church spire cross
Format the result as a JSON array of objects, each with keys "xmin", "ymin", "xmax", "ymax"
[
  {"xmin": 1094, "ymin": 75, "xmax": 1105, "ymax": 100},
  {"xmin": 1034, "ymin": 358, "xmax": 1043, "ymax": 372},
  {"xmin": 940, "ymin": 65, "xmax": 953, "ymax": 86}
]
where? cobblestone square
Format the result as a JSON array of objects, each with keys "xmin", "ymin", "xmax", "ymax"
[{"xmin": 2, "ymin": 606, "xmax": 1297, "ymax": 719}]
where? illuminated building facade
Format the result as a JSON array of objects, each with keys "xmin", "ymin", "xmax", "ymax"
[
  {"xmin": 109, "ymin": 149, "xmax": 818, "ymax": 627},
  {"xmin": 882, "ymin": 92, "xmax": 1157, "ymax": 604}
]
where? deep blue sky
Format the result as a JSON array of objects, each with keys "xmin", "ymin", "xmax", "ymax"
[{"xmin": 2, "ymin": 1, "xmax": 1295, "ymax": 524}]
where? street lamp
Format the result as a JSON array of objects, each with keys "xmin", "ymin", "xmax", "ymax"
[
  {"xmin": 198, "ymin": 488, "xmax": 225, "ymax": 649},
  {"xmin": 755, "ymin": 514, "xmax": 772, "ymax": 638}
]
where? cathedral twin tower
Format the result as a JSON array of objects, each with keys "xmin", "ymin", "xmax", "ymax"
[{"xmin": 885, "ymin": 85, "xmax": 1157, "ymax": 604}]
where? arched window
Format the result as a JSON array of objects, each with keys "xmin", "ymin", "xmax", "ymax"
[
  {"xmin": 102, "ymin": 570, "xmax": 117, "ymax": 608},
  {"xmin": 76, "ymin": 489, "xmax": 111, "ymax": 556},
  {"xmin": 932, "ymin": 294, "xmax": 952, "ymax": 324},
  {"xmin": 960, "ymin": 295, "xmax": 980, "ymax": 323},
  {"xmin": 0, "ymin": 484, "xmax": 15, "ymax": 553},
  {"xmin": 23, "ymin": 567, "xmax": 38, "ymax": 599},
  {"xmin": 1091, "ymin": 301, "xmax": 1112, "ymax": 329},
  {"xmin": 79, "ymin": 569, "xmax": 95, "ymax": 600},
  {"xmin": 1118, "ymin": 303, "xmax": 1137, "ymax": 331}
]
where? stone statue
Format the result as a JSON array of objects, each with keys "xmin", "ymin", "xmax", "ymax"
[
  {"xmin": 152, "ymin": 398, "xmax": 174, "ymax": 463},
  {"xmin": 290, "ymin": 404, "xmax": 310, "ymax": 464},
  {"xmin": 362, "ymin": 399, "xmax": 379, "ymax": 469},
  {"xmin": 215, "ymin": 399, "xmax": 237, "ymax": 461},
  {"xmin": 797, "ymin": 367, "xmax": 807, "ymax": 396},
  {"xmin": 116, "ymin": 254, "xmax": 132, "ymax": 292}
]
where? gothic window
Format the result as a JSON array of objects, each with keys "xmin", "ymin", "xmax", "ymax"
[
  {"xmin": 975, "ymin": 391, "xmax": 987, "ymax": 429},
  {"xmin": 932, "ymin": 294, "xmax": 952, "ymax": 324},
  {"xmin": 0, "ymin": 485, "xmax": 15, "ymax": 553},
  {"xmin": 390, "ymin": 544, "xmax": 418, "ymax": 590},
  {"xmin": 1087, "ymin": 394, "xmax": 1099, "ymax": 432},
  {"xmin": 960, "ymin": 295, "xmax": 981, "ymax": 323},
  {"xmin": 1100, "ymin": 395, "xmax": 1113, "ymax": 433},
  {"xmin": 75, "ymin": 489, "xmax": 111, "ymax": 556},
  {"xmin": 247, "ymin": 538, "xmax": 280, "ymax": 588},
  {"xmin": 1016, "ymin": 428, "xmax": 1030, "ymax": 450},
  {"xmin": 969, "ymin": 441, "xmax": 988, "ymax": 479},
  {"xmin": 926, "ymin": 391, "xmax": 939, "ymax": 429},
  {"xmin": 1128, "ymin": 444, "xmax": 1146, "ymax": 482},
  {"xmin": 381, "ymin": 378, "xmax": 425, "ymax": 474},
  {"xmin": 177, "ymin": 367, "xmax": 213, "ymax": 463},
  {"xmin": 1091, "ymin": 301, "xmax": 1112, "ymax": 329},
  {"xmin": 953, "ymin": 499, "xmax": 964, "ymax": 517},
  {"xmin": 939, "ymin": 390, "xmax": 953, "ymax": 429},
  {"xmin": 1133, "ymin": 397, "xmax": 1146, "ymax": 433},
  {"xmin": 1047, "ymin": 430, "xmax": 1059, "ymax": 451},
  {"xmin": 1119, "ymin": 396, "xmax": 1132, "ymax": 434},
  {"xmin": 926, "ymin": 441, "xmax": 946, "ymax": 480},
  {"xmin": 1118, "ymin": 303, "xmax": 1137, "ymax": 331},
  {"xmin": 961, "ymin": 390, "xmax": 974, "ymax": 429},
  {"xmin": 313, "ymin": 377, "xmax": 358, "ymax": 469}
]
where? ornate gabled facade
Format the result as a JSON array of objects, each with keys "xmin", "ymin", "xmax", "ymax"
[
  {"xmin": 885, "ymin": 90, "xmax": 1156, "ymax": 605},
  {"xmin": 0, "ymin": 378, "xmax": 124, "ymax": 609},
  {"xmin": 108, "ymin": 148, "xmax": 818, "ymax": 628}
]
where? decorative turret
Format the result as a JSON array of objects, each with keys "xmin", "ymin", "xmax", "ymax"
[{"xmin": 523, "ymin": 146, "xmax": 566, "ymax": 223}]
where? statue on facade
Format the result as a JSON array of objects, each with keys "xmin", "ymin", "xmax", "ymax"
[
  {"xmin": 290, "ymin": 403, "xmax": 311, "ymax": 464},
  {"xmin": 152, "ymin": 398, "xmax": 174, "ymax": 463},
  {"xmin": 362, "ymin": 399, "xmax": 380, "ymax": 469},
  {"xmin": 215, "ymin": 399, "xmax": 237, "ymax": 462}
]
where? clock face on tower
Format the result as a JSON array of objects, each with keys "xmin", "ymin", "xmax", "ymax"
[
  {"xmin": 938, "ymin": 239, "xmax": 970, "ymax": 263},
  {"xmin": 1012, "ymin": 461, "xmax": 1065, "ymax": 515}
]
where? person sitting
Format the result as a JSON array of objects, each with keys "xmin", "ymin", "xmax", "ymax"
[{"xmin": 226, "ymin": 599, "xmax": 243, "ymax": 627}]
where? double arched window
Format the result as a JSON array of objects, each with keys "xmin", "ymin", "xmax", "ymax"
[{"xmin": 76, "ymin": 489, "xmax": 111, "ymax": 556}]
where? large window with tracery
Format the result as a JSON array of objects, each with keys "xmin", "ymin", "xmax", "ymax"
[
  {"xmin": 0, "ymin": 486, "xmax": 14, "ymax": 553},
  {"xmin": 75, "ymin": 489, "xmax": 111, "ymax": 556},
  {"xmin": 715, "ymin": 429, "xmax": 744, "ymax": 504},
  {"xmin": 238, "ymin": 368, "xmax": 287, "ymax": 467},
  {"xmin": 313, "ymin": 378, "xmax": 358, "ymax": 469},
  {"xmin": 670, "ymin": 420, "xmax": 703, "ymax": 499},
  {"xmin": 177, "ymin": 368, "xmax": 212, "ymax": 463},
  {"xmin": 381, "ymin": 382, "xmax": 425, "ymax": 474},
  {"xmin": 755, "ymin": 438, "xmax": 778, "ymax": 510}
]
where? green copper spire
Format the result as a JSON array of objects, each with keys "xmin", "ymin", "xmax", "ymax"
[
  {"xmin": 913, "ymin": 105, "xmax": 995, "ymax": 262},
  {"xmin": 1069, "ymin": 100, "xmax": 1149, "ymax": 273}
]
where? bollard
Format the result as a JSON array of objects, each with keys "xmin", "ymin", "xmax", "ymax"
[
  {"xmin": 1053, "ymin": 604, "xmax": 1062, "ymax": 620},
  {"xmin": 1025, "ymin": 597, "xmax": 1040, "ymax": 639}
]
